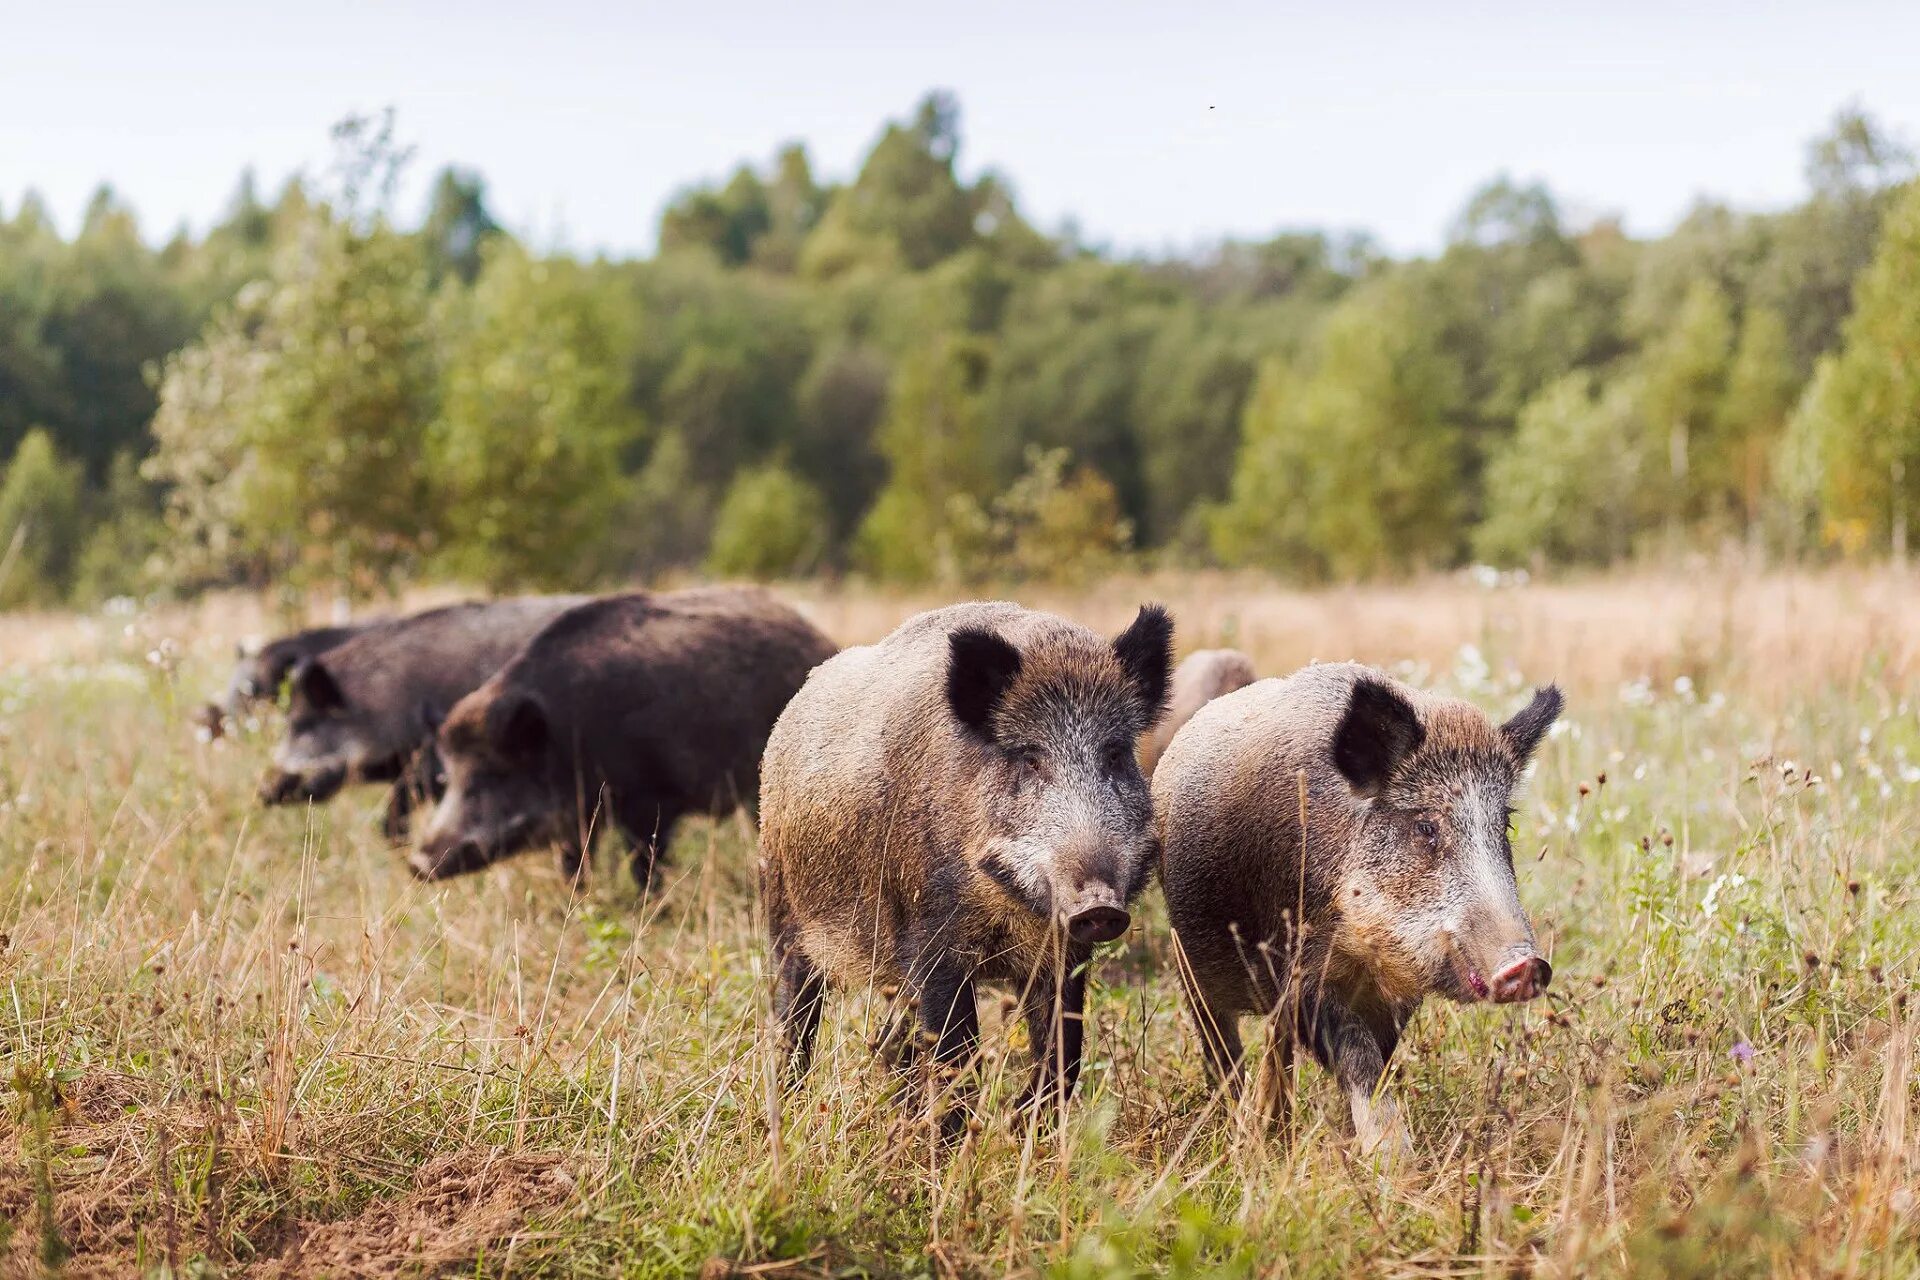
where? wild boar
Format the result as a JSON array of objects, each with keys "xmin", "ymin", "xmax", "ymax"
[
  {"xmin": 760, "ymin": 602, "xmax": 1173, "ymax": 1136},
  {"xmin": 412, "ymin": 586, "xmax": 836, "ymax": 884},
  {"xmin": 1137, "ymin": 648, "xmax": 1256, "ymax": 776},
  {"xmin": 260, "ymin": 596, "xmax": 587, "ymax": 827},
  {"xmin": 1155, "ymin": 662, "xmax": 1560, "ymax": 1150},
  {"xmin": 219, "ymin": 621, "xmax": 383, "ymax": 719}
]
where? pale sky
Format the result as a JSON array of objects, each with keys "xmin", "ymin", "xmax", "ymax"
[{"xmin": 5, "ymin": 1, "xmax": 1918, "ymax": 258}]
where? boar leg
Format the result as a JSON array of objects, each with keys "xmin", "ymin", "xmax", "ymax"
[
  {"xmin": 612, "ymin": 795, "xmax": 680, "ymax": 889},
  {"xmin": 1178, "ymin": 966, "xmax": 1246, "ymax": 1091},
  {"xmin": 917, "ymin": 966, "xmax": 981, "ymax": 1142},
  {"xmin": 380, "ymin": 780, "xmax": 416, "ymax": 843},
  {"xmin": 1014, "ymin": 966, "xmax": 1088, "ymax": 1116},
  {"xmin": 1312, "ymin": 1000, "xmax": 1401, "ymax": 1153},
  {"xmin": 774, "ymin": 948, "xmax": 828, "ymax": 1082},
  {"xmin": 1252, "ymin": 1018, "xmax": 1295, "ymax": 1134},
  {"xmin": 874, "ymin": 998, "xmax": 921, "ymax": 1073}
]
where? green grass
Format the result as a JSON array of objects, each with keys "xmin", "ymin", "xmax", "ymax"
[{"xmin": 1, "ymin": 581, "xmax": 1916, "ymax": 1277}]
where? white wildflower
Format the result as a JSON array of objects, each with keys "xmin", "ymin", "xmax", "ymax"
[{"xmin": 1701, "ymin": 872, "xmax": 1748, "ymax": 918}]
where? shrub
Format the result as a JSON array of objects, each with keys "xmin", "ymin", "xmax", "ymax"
[{"xmin": 706, "ymin": 463, "xmax": 831, "ymax": 579}]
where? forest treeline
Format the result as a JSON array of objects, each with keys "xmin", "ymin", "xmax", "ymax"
[{"xmin": 3, "ymin": 97, "xmax": 1919, "ymax": 606}]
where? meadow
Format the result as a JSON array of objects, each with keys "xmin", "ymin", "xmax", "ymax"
[{"xmin": 1, "ymin": 567, "xmax": 1916, "ymax": 1278}]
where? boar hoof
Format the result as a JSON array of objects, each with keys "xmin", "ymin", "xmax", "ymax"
[{"xmin": 1354, "ymin": 1107, "xmax": 1411, "ymax": 1168}]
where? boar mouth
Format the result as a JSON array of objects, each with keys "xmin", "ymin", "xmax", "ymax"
[
  {"xmin": 1438, "ymin": 930, "xmax": 1493, "ymax": 1004},
  {"xmin": 259, "ymin": 765, "xmax": 347, "ymax": 806},
  {"xmin": 409, "ymin": 839, "xmax": 491, "ymax": 881},
  {"xmin": 978, "ymin": 847, "xmax": 1053, "ymax": 919},
  {"xmin": 1442, "ymin": 936, "xmax": 1550, "ymax": 1004},
  {"xmin": 412, "ymin": 815, "xmax": 551, "ymax": 881},
  {"xmin": 977, "ymin": 843, "xmax": 1136, "ymax": 945}
]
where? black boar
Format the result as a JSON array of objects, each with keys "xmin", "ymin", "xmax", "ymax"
[
  {"xmin": 260, "ymin": 596, "xmax": 587, "ymax": 832},
  {"xmin": 220, "ymin": 621, "xmax": 383, "ymax": 718},
  {"xmin": 1138, "ymin": 648, "xmax": 1256, "ymax": 776},
  {"xmin": 412, "ymin": 586, "xmax": 836, "ymax": 884},
  {"xmin": 1155, "ymin": 662, "xmax": 1560, "ymax": 1150},
  {"xmin": 760, "ymin": 602, "xmax": 1173, "ymax": 1136}
]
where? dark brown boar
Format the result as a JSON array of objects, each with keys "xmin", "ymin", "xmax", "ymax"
[
  {"xmin": 260, "ymin": 596, "xmax": 588, "ymax": 837},
  {"xmin": 760, "ymin": 601, "xmax": 1173, "ymax": 1138},
  {"xmin": 412, "ymin": 586, "xmax": 836, "ymax": 884},
  {"xmin": 1137, "ymin": 648, "xmax": 1256, "ymax": 776},
  {"xmin": 219, "ymin": 621, "xmax": 384, "ymax": 719},
  {"xmin": 1155, "ymin": 661, "xmax": 1560, "ymax": 1151}
]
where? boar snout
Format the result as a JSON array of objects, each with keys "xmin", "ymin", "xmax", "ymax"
[
  {"xmin": 259, "ymin": 766, "xmax": 345, "ymax": 806},
  {"xmin": 1066, "ymin": 904, "xmax": 1131, "ymax": 944},
  {"xmin": 1058, "ymin": 880, "xmax": 1131, "ymax": 944},
  {"xmin": 409, "ymin": 838, "xmax": 486, "ymax": 881},
  {"xmin": 1489, "ymin": 954, "xmax": 1551, "ymax": 1003},
  {"xmin": 258, "ymin": 769, "xmax": 299, "ymax": 805},
  {"xmin": 1444, "ymin": 914, "xmax": 1549, "ymax": 1005}
]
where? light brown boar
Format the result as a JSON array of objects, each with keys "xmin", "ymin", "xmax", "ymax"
[
  {"xmin": 1155, "ymin": 661, "xmax": 1560, "ymax": 1151},
  {"xmin": 759, "ymin": 601, "xmax": 1173, "ymax": 1139},
  {"xmin": 1137, "ymin": 648, "xmax": 1256, "ymax": 776}
]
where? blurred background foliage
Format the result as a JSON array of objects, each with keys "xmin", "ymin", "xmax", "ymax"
[{"xmin": 3, "ymin": 97, "xmax": 1919, "ymax": 604}]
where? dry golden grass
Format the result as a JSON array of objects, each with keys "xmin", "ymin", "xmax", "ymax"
[{"xmin": 1, "ymin": 566, "xmax": 1916, "ymax": 1277}]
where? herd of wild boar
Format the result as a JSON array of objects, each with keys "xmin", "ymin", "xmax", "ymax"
[{"xmin": 217, "ymin": 585, "xmax": 1561, "ymax": 1149}]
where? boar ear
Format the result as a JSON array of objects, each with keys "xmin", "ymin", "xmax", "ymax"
[
  {"xmin": 261, "ymin": 651, "xmax": 303, "ymax": 697},
  {"xmin": 290, "ymin": 658, "xmax": 344, "ymax": 713},
  {"xmin": 487, "ymin": 691, "xmax": 549, "ymax": 759},
  {"xmin": 947, "ymin": 627, "xmax": 1023, "ymax": 740},
  {"xmin": 1112, "ymin": 604, "xmax": 1174, "ymax": 722},
  {"xmin": 1501, "ymin": 684, "xmax": 1563, "ymax": 766},
  {"xmin": 1333, "ymin": 677, "xmax": 1425, "ymax": 797}
]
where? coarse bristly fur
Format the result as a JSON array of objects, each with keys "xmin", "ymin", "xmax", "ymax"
[
  {"xmin": 1155, "ymin": 660, "xmax": 1560, "ymax": 1151},
  {"xmin": 413, "ymin": 585, "xmax": 836, "ymax": 885},
  {"xmin": 1138, "ymin": 648, "xmax": 1257, "ymax": 776},
  {"xmin": 219, "ymin": 620, "xmax": 385, "ymax": 716},
  {"xmin": 761, "ymin": 601, "xmax": 1173, "ymax": 1138},
  {"xmin": 260, "ymin": 595, "xmax": 589, "ymax": 830}
]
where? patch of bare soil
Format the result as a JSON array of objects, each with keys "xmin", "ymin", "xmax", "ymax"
[
  {"xmin": 1, "ymin": 1070, "xmax": 174, "ymax": 1279},
  {"xmin": 1, "ymin": 1070, "xmax": 573, "ymax": 1278},
  {"xmin": 261, "ymin": 1149, "xmax": 574, "ymax": 1278}
]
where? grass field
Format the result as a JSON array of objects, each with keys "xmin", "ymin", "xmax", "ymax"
[{"xmin": 1, "ymin": 568, "xmax": 1917, "ymax": 1277}]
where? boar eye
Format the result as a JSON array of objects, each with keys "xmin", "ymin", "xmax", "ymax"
[
  {"xmin": 1102, "ymin": 741, "xmax": 1133, "ymax": 773},
  {"xmin": 1413, "ymin": 817, "xmax": 1441, "ymax": 845},
  {"xmin": 1010, "ymin": 745, "xmax": 1044, "ymax": 776}
]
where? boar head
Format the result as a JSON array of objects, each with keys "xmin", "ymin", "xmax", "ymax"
[
  {"xmin": 1329, "ymin": 677, "xmax": 1562, "ymax": 1007},
  {"xmin": 946, "ymin": 605, "xmax": 1173, "ymax": 946}
]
